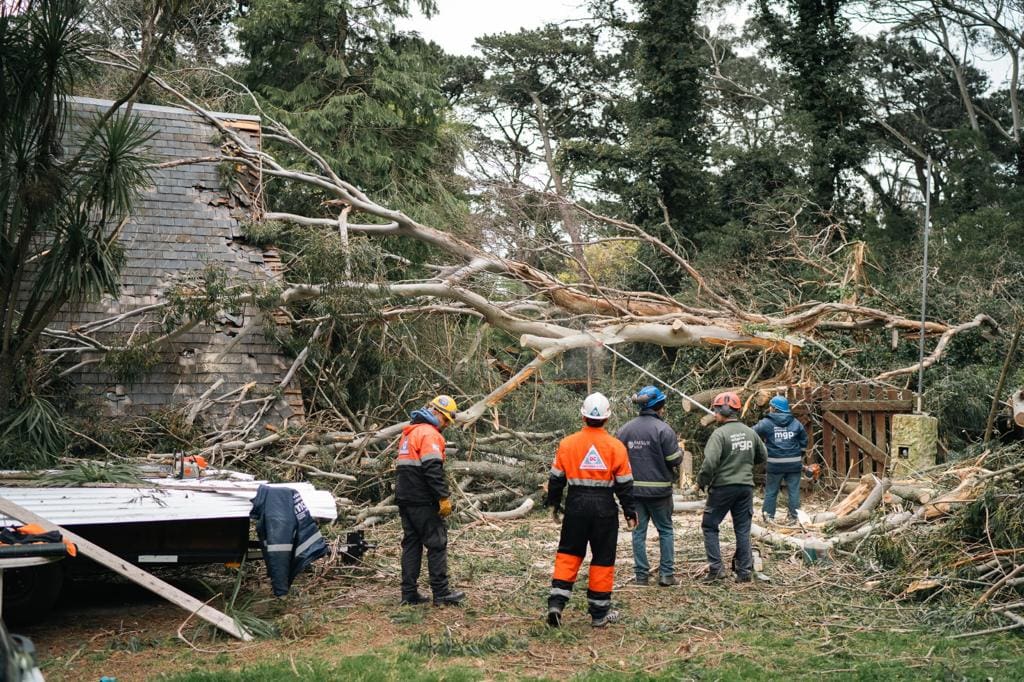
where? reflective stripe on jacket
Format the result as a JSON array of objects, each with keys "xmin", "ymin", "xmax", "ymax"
[
  {"xmin": 395, "ymin": 422, "xmax": 449, "ymax": 505},
  {"xmin": 616, "ymin": 410, "xmax": 681, "ymax": 498},
  {"xmin": 250, "ymin": 485, "xmax": 328, "ymax": 597},
  {"xmin": 546, "ymin": 425, "xmax": 635, "ymax": 518}
]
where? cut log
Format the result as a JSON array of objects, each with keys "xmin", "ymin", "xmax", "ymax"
[
  {"xmin": 810, "ymin": 511, "xmax": 837, "ymax": 525},
  {"xmin": 832, "ymin": 478, "xmax": 873, "ymax": 516},
  {"xmin": 0, "ymin": 496, "xmax": 251, "ymax": 641},
  {"xmin": 1014, "ymin": 388, "xmax": 1024, "ymax": 428},
  {"xmin": 478, "ymin": 498, "xmax": 535, "ymax": 520},
  {"xmin": 889, "ymin": 484, "xmax": 933, "ymax": 504},
  {"xmin": 673, "ymin": 500, "xmax": 706, "ymax": 513},
  {"xmin": 444, "ymin": 460, "xmax": 545, "ymax": 483},
  {"xmin": 831, "ymin": 477, "xmax": 892, "ymax": 530}
]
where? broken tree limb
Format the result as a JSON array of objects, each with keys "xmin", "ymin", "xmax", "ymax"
[
  {"xmin": 873, "ymin": 314, "xmax": 999, "ymax": 381},
  {"xmin": 984, "ymin": 319, "xmax": 1023, "ymax": 443},
  {"xmin": 831, "ymin": 477, "xmax": 892, "ymax": 530},
  {"xmin": 478, "ymin": 497, "xmax": 535, "ymax": 520},
  {"xmin": 832, "ymin": 478, "xmax": 873, "ymax": 516},
  {"xmin": 443, "ymin": 460, "xmax": 545, "ymax": 484},
  {"xmin": 888, "ymin": 484, "xmax": 933, "ymax": 504},
  {"xmin": 673, "ymin": 499, "xmax": 706, "ymax": 513},
  {"xmin": 0, "ymin": 496, "xmax": 252, "ymax": 641},
  {"xmin": 920, "ymin": 475, "xmax": 984, "ymax": 520}
]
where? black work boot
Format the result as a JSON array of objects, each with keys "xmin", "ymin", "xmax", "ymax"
[
  {"xmin": 433, "ymin": 589, "xmax": 465, "ymax": 606},
  {"xmin": 546, "ymin": 607, "xmax": 563, "ymax": 628},
  {"xmin": 702, "ymin": 569, "xmax": 727, "ymax": 583},
  {"xmin": 401, "ymin": 591, "xmax": 429, "ymax": 605},
  {"xmin": 591, "ymin": 610, "xmax": 620, "ymax": 628}
]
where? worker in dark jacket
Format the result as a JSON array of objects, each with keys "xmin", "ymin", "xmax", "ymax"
[
  {"xmin": 698, "ymin": 391, "xmax": 767, "ymax": 583},
  {"xmin": 545, "ymin": 392, "xmax": 637, "ymax": 628},
  {"xmin": 754, "ymin": 395, "xmax": 808, "ymax": 524},
  {"xmin": 616, "ymin": 385, "xmax": 681, "ymax": 586},
  {"xmin": 396, "ymin": 394, "xmax": 465, "ymax": 606}
]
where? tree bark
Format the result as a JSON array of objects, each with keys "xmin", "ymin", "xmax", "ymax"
[{"xmin": 830, "ymin": 476, "xmax": 892, "ymax": 530}]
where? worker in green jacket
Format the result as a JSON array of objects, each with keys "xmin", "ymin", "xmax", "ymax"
[{"xmin": 697, "ymin": 392, "xmax": 767, "ymax": 583}]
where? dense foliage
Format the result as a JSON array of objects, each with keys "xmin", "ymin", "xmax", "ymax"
[{"xmin": 5, "ymin": 0, "xmax": 1020, "ymax": 465}]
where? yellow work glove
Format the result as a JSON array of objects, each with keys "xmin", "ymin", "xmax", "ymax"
[{"xmin": 438, "ymin": 498, "xmax": 453, "ymax": 518}]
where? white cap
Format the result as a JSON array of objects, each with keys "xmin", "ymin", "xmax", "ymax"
[{"xmin": 580, "ymin": 392, "xmax": 612, "ymax": 420}]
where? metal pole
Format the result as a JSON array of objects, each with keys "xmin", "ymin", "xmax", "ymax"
[
  {"xmin": 916, "ymin": 156, "xmax": 932, "ymax": 413},
  {"xmin": 588, "ymin": 335, "xmax": 715, "ymax": 415}
]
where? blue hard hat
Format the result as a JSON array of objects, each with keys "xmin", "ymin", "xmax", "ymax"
[
  {"xmin": 769, "ymin": 395, "xmax": 791, "ymax": 413},
  {"xmin": 633, "ymin": 385, "xmax": 667, "ymax": 410}
]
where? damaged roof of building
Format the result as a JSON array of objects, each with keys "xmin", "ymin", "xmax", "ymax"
[{"xmin": 51, "ymin": 96, "xmax": 303, "ymax": 431}]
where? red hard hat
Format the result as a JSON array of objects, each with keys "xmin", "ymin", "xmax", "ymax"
[{"xmin": 712, "ymin": 391, "xmax": 742, "ymax": 410}]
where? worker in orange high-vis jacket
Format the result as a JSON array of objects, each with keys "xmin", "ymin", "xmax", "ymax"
[
  {"xmin": 545, "ymin": 392, "xmax": 637, "ymax": 628},
  {"xmin": 396, "ymin": 395, "xmax": 465, "ymax": 607}
]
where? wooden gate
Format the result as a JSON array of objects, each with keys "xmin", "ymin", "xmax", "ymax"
[{"xmin": 786, "ymin": 385, "xmax": 914, "ymax": 479}]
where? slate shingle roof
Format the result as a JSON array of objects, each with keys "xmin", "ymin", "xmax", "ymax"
[{"xmin": 50, "ymin": 97, "xmax": 304, "ymax": 430}]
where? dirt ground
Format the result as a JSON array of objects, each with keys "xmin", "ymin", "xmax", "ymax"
[{"xmin": 19, "ymin": 495, "xmax": 1024, "ymax": 681}]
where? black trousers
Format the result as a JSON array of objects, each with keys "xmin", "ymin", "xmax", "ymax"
[
  {"xmin": 399, "ymin": 504, "xmax": 450, "ymax": 597},
  {"xmin": 548, "ymin": 512, "xmax": 618, "ymax": 618},
  {"xmin": 701, "ymin": 484, "xmax": 754, "ymax": 578}
]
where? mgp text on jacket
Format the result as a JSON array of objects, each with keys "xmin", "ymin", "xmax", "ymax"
[{"xmin": 251, "ymin": 485, "xmax": 328, "ymax": 596}]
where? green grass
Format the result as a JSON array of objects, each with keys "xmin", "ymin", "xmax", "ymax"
[
  {"xmin": 160, "ymin": 652, "xmax": 481, "ymax": 681},
  {"xmin": 37, "ymin": 512, "xmax": 1024, "ymax": 682}
]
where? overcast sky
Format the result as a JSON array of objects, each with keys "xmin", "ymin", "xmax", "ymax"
[{"xmin": 395, "ymin": 0, "xmax": 591, "ymax": 55}]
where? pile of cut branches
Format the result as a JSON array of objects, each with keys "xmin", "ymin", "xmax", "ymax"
[{"xmin": 750, "ymin": 445, "xmax": 1024, "ymax": 634}]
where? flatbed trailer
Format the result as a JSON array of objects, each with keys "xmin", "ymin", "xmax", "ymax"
[{"xmin": 0, "ymin": 474, "xmax": 338, "ymax": 623}]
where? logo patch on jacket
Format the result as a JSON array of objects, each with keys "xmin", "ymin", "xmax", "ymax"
[{"xmin": 579, "ymin": 445, "xmax": 608, "ymax": 470}]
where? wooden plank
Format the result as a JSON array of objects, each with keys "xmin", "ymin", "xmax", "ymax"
[
  {"xmin": 824, "ymin": 412, "xmax": 887, "ymax": 465},
  {"xmin": 833, "ymin": 387, "xmax": 850, "ymax": 477},
  {"xmin": 873, "ymin": 399, "xmax": 888, "ymax": 476},
  {"xmin": 820, "ymin": 400, "xmax": 914, "ymax": 412},
  {"xmin": 0, "ymin": 496, "xmax": 252, "ymax": 641},
  {"xmin": 843, "ymin": 386, "xmax": 857, "ymax": 476},
  {"xmin": 822, "ymin": 402, "xmax": 834, "ymax": 474}
]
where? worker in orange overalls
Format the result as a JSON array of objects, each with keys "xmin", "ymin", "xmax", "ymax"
[
  {"xmin": 545, "ymin": 392, "xmax": 637, "ymax": 627},
  {"xmin": 396, "ymin": 394, "xmax": 465, "ymax": 607}
]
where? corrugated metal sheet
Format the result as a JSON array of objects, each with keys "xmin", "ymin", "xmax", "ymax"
[{"xmin": 0, "ymin": 479, "xmax": 337, "ymax": 526}]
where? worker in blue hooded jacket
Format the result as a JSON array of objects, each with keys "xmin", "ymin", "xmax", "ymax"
[{"xmin": 753, "ymin": 396, "xmax": 807, "ymax": 524}]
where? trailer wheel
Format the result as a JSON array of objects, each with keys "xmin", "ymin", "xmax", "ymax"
[{"xmin": 2, "ymin": 562, "xmax": 64, "ymax": 625}]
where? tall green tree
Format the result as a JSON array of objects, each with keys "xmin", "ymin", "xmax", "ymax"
[
  {"xmin": 236, "ymin": 0, "xmax": 465, "ymax": 232},
  {"xmin": 757, "ymin": 0, "xmax": 868, "ymax": 216},
  {"xmin": 459, "ymin": 25, "xmax": 623, "ymax": 267},
  {"xmin": 600, "ymin": 0, "xmax": 715, "ymax": 292},
  {"xmin": 0, "ymin": 0, "xmax": 153, "ymax": 453}
]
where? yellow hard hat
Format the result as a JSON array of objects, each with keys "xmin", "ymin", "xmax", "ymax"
[{"xmin": 429, "ymin": 394, "xmax": 459, "ymax": 422}]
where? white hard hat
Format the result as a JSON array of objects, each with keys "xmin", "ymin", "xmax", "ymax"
[{"xmin": 580, "ymin": 392, "xmax": 611, "ymax": 420}]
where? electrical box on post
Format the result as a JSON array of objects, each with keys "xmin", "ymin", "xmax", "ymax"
[{"xmin": 890, "ymin": 413, "xmax": 938, "ymax": 477}]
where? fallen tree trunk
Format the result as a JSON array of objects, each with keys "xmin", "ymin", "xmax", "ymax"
[
  {"xmin": 752, "ymin": 510, "xmax": 916, "ymax": 553},
  {"xmin": 444, "ymin": 460, "xmax": 545, "ymax": 484}
]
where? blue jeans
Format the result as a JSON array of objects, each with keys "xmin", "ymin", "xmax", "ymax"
[
  {"xmin": 763, "ymin": 471, "xmax": 802, "ymax": 520},
  {"xmin": 631, "ymin": 496, "xmax": 674, "ymax": 579},
  {"xmin": 702, "ymin": 485, "xmax": 753, "ymax": 577}
]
